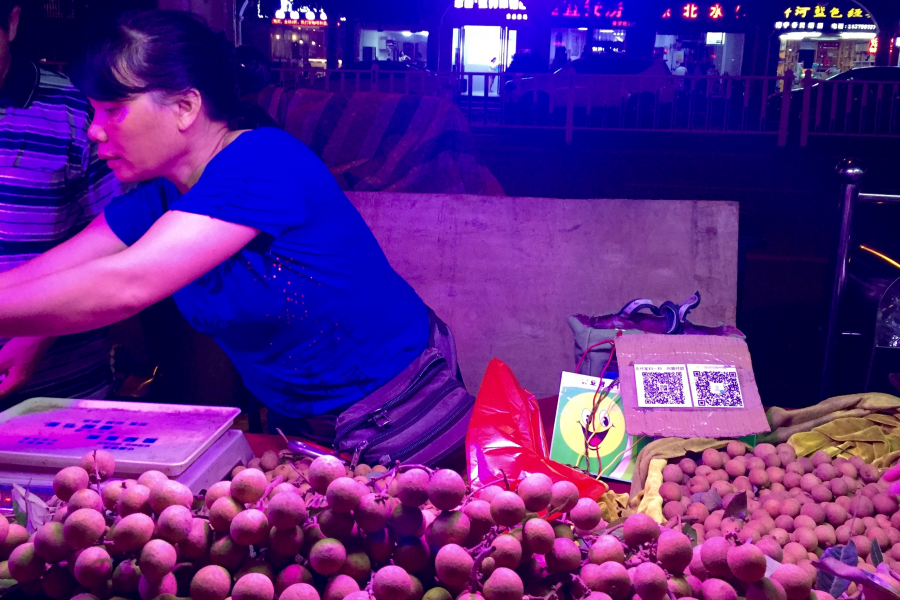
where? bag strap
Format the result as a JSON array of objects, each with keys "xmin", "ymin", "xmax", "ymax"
[
  {"xmin": 658, "ymin": 301, "xmax": 682, "ymax": 334},
  {"xmin": 618, "ymin": 292, "xmax": 702, "ymax": 335},
  {"xmin": 678, "ymin": 291, "xmax": 701, "ymax": 323},
  {"xmin": 658, "ymin": 291, "xmax": 702, "ymax": 335},
  {"xmin": 618, "ymin": 298, "xmax": 660, "ymax": 318}
]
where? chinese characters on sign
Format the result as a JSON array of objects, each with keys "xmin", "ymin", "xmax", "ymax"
[
  {"xmin": 775, "ymin": 3, "xmax": 874, "ymax": 31},
  {"xmin": 272, "ymin": 19, "xmax": 330, "ymax": 27},
  {"xmin": 869, "ymin": 37, "xmax": 878, "ymax": 54},
  {"xmin": 272, "ymin": 18, "xmax": 328, "ymax": 26},
  {"xmin": 550, "ymin": 1, "xmax": 625, "ymax": 19},
  {"xmin": 661, "ymin": 2, "xmax": 742, "ymax": 21},
  {"xmin": 780, "ymin": 4, "xmax": 868, "ymax": 20}
]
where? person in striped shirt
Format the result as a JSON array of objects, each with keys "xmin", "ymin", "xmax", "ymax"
[{"xmin": 0, "ymin": 2, "xmax": 124, "ymax": 409}]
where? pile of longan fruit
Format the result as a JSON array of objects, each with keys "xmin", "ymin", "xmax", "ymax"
[
  {"xmin": 0, "ymin": 449, "xmax": 608, "ymax": 600},
  {"xmin": 632, "ymin": 441, "xmax": 900, "ymax": 600},
  {"xmin": 3, "ymin": 439, "xmax": 897, "ymax": 600}
]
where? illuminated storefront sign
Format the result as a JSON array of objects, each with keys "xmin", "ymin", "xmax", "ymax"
[
  {"xmin": 661, "ymin": 2, "xmax": 744, "ymax": 21},
  {"xmin": 551, "ymin": 1, "xmax": 618, "ymax": 18},
  {"xmin": 547, "ymin": 1, "xmax": 634, "ymax": 26},
  {"xmin": 453, "ymin": 0, "xmax": 527, "ymax": 21},
  {"xmin": 266, "ymin": 0, "xmax": 327, "ymax": 21},
  {"xmin": 454, "ymin": 0, "xmax": 527, "ymax": 9},
  {"xmin": 271, "ymin": 18, "xmax": 328, "ymax": 26},
  {"xmin": 773, "ymin": 3, "xmax": 875, "ymax": 32}
]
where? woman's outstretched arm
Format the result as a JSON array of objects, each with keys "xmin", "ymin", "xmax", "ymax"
[
  {"xmin": 0, "ymin": 214, "xmax": 128, "ymax": 289},
  {"xmin": 0, "ymin": 210, "xmax": 259, "ymax": 337}
]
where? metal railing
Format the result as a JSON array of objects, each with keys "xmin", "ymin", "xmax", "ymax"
[
  {"xmin": 271, "ymin": 66, "xmax": 450, "ymax": 97},
  {"xmin": 448, "ymin": 70, "xmax": 791, "ymax": 144},
  {"xmin": 242, "ymin": 65, "xmax": 900, "ymax": 146},
  {"xmin": 794, "ymin": 69, "xmax": 900, "ymax": 144}
]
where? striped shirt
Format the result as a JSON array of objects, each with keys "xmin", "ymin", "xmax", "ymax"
[{"xmin": 0, "ymin": 58, "xmax": 125, "ymax": 409}]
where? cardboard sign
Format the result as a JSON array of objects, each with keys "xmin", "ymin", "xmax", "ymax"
[
  {"xmin": 549, "ymin": 372, "xmax": 651, "ymax": 482},
  {"xmin": 617, "ymin": 334, "xmax": 769, "ymax": 438}
]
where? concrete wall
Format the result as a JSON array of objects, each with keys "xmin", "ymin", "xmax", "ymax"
[{"xmin": 348, "ymin": 193, "xmax": 740, "ymax": 399}]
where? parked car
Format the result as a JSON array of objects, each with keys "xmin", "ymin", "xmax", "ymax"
[
  {"xmin": 503, "ymin": 55, "xmax": 677, "ymax": 127},
  {"xmin": 767, "ymin": 66, "xmax": 900, "ymax": 134}
]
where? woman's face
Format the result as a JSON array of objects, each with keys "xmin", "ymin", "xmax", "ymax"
[{"xmin": 88, "ymin": 93, "xmax": 184, "ymax": 183}]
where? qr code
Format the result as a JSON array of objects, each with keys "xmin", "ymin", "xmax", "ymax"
[
  {"xmin": 640, "ymin": 372, "xmax": 688, "ymax": 405},
  {"xmin": 692, "ymin": 370, "xmax": 743, "ymax": 408}
]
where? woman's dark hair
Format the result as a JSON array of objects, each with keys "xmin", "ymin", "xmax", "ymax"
[
  {"xmin": 72, "ymin": 10, "xmax": 241, "ymax": 123},
  {"xmin": 0, "ymin": 1, "xmax": 18, "ymax": 31}
]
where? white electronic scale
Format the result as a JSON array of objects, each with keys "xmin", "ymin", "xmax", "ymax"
[{"xmin": 0, "ymin": 398, "xmax": 255, "ymax": 511}]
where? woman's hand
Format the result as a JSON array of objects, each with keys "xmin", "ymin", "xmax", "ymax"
[{"xmin": 0, "ymin": 337, "xmax": 57, "ymax": 400}]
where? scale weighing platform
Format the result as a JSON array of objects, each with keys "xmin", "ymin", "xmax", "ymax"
[{"xmin": 0, "ymin": 398, "xmax": 255, "ymax": 511}]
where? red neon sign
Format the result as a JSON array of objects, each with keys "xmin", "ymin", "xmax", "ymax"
[
  {"xmin": 271, "ymin": 18, "xmax": 332, "ymax": 27},
  {"xmin": 869, "ymin": 37, "xmax": 878, "ymax": 54},
  {"xmin": 683, "ymin": 3, "xmax": 698, "ymax": 18}
]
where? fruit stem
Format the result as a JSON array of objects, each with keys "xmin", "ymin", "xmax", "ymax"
[
  {"xmin": 396, "ymin": 464, "xmax": 435, "ymax": 475},
  {"xmin": 469, "ymin": 545, "xmax": 496, "ymax": 591},
  {"xmin": 254, "ymin": 475, "xmax": 286, "ymax": 510},
  {"xmin": 287, "ymin": 461, "xmax": 309, "ymax": 485}
]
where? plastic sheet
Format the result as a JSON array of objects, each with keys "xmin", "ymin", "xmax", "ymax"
[{"xmin": 466, "ymin": 358, "xmax": 608, "ymax": 501}]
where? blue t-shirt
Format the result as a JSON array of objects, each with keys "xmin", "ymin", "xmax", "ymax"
[{"xmin": 105, "ymin": 128, "xmax": 429, "ymax": 417}]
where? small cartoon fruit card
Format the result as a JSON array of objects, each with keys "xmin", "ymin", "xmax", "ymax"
[{"xmin": 549, "ymin": 371, "xmax": 651, "ymax": 482}]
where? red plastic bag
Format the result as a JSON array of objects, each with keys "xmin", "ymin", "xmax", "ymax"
[{"xmin": 466, "ymin": 358, "xmax": 608, "ymax": 501}]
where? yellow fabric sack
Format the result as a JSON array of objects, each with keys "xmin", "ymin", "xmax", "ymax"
[
  {"xmin": 814, "ymin": 418, "xmax": 876, "ymax": 438},
  {"xmin": 637, "ymin": 458, "xmax": 666, "ymax": 524},
  {"xmin": 598, "ymin": 490, "xmax": 631, "ymax": 523},
  {"xmin": 788, "ymin": 432, "xmax": 832, "ymax": 457}
]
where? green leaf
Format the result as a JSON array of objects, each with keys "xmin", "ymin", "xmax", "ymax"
[
  {"xmin": 701, "ymin": 488, "xmax": 723, "ymax": 512},
  {"xmin": 816, "ymin": 542, "xmax": 858, "ymax": 597},
  {"xmin": 11, "ymin": 483, "xmax": 50, "ymax": 533},
  {"xmin": 871, "ymin": 540, "xmax": 884, "ymax": 567},
  {"xmin": 682, "ymin": 523, "xmax": 698, "ymax": 547},
  {"xmin": 12, "ymin": 503, "xmax": 25, "ymax": 528},
  {"xmin": 765, "ymin": 556, "xmax": 782, "ymax": 579},
  {"xmin": 724, "ymin": 491, "xmax": 747, "ymax": 520},
  {"xmin": 814, "ymin": 557, "xmax": 900, "ymax": 600}
]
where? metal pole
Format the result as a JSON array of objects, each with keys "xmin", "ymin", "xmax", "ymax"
[
  {"xmin": 800, "ymin": 69, "xmax": 812, "ymax": 147},
  {"xmin": 821, "ymin": 158, "xmax": 867, "ymax": 399},
  {"xmin": 777, "ymin": 70, "xmax": 794, "ymax": 147},
  {"xmin": 565, "ymin": 68, "xmax": 575, "ymax": 145}
]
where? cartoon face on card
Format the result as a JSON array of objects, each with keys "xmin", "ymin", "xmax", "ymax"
[{"xmin": 558, "ymin": 391, "xmax": 625, "ymax": 456}]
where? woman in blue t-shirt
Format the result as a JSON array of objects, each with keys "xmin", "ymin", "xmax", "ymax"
[{"xmin": 0, "ymin": 11, "xmax": 472, "ymax": 466}]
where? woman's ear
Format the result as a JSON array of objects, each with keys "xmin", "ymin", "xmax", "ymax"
[
  {"xmin": 6, "ymin": 6, "xmax": 19, "ymax": 43},
  {"xmin": 173, "ymin": 89, "xmax": 204, "ymax": 131}
]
